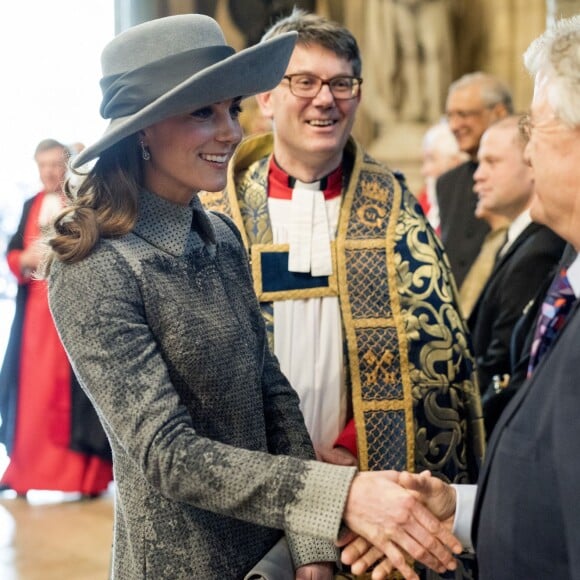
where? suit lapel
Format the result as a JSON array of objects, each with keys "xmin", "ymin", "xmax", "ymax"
[{"xmin": 492, "ymin": 223, "xmax": 539, "ymax": 272}]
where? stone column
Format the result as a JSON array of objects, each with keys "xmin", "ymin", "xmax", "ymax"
[
  {"xmin": 483, "ymin": 0, "xmax": 546, "ymax": 113},
  {"xmin": 115, "ymin": 0, "xmax": 159, "ymax": 33}
]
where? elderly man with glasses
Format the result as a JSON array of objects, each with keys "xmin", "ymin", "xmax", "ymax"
[
  {"xmin": 202, "ymin": 11, "xmax": 484, "ymax": 577},
  {"xmin": 436, "ymin": 72, "xmax": 513, "ymax": 289}
]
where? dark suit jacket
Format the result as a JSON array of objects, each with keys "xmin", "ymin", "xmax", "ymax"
[
  {"xmin": 484, "ymin": 244, "xmax": 580, "ymax": 434},
  {"xmin": 473, "ymin": 295, "xmax": 580, "ymax": 579},
  {"xmin": 436, "ymin": 161, "xmax": 490, "ymax": 287},
  {"xmin": 467, "ymin": 222, "xmax": 565, "ymax": 435}
]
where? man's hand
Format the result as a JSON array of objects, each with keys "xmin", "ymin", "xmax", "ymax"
[
  {"xmin": 399, "ymin": 471, "xmax": 457, "ymax": 525},
  {"xmin": 339, "ymin": 471, "xmax": 459, "ymax": 579},
  {"xmin": 295, "ymin": 562, "xmax": 334, "ymax": 579},
  {"xmin": 339, "ymin": 471, "xmax": 461, "ymax": 580}
]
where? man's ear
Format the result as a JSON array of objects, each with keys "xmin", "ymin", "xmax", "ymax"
[
  {"xmin": 491, "ymin": 102, "xmax": 509, "ymax": 121},
  {"xmin": 255, "ymin": 90, "xmax": 274, "ymax": 119}
]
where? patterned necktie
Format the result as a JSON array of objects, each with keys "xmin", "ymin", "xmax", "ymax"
[{"xmin": 527, "ymin": 267, "xmax": 576, "ymax": 376}]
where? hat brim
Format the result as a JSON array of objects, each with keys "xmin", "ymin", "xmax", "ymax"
[{"xmin": 73, "ymin": 32, "xmax": 296, "ymax": 168}]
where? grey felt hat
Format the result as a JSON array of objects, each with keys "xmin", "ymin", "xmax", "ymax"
[{"xmin": 73, "ymin": 14, "xmax": 296, "ymax": 168}]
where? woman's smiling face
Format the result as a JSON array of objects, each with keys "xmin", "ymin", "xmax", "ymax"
[{"xmin": 140, "ymin": 98, "xmax": 243, "ymax": 205}]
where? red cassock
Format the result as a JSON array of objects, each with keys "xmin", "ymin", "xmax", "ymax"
[{"xmin": 0, "ymin": 191, "xmax": 112, "ymax": 494}]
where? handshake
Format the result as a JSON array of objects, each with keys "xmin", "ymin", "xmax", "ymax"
[{"xmin": 337, "ymin": 470, "xmax": 461, "ymax": 580}]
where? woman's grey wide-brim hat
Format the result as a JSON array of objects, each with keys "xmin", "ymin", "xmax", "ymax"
[{"xmin": 73, "ymin": 14, "xmax": 296, "ymax": 168}]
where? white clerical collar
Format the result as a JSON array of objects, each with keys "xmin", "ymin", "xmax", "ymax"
[
  {"xmin": 500, "ymin": 209, "xmax": 532, "ymax": 257},
  {"xmin": 288, "ymin": 179, "xmax": 333, "ymax": 276}
]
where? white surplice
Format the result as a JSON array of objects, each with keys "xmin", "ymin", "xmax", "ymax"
[{"xmin": 267, "ymin": 193, "xmax": 347, "ymax": 455}]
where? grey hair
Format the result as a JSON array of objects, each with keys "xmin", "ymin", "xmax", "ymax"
[
  {"xmin": 261, "ymin": 8, "xmax": 362, "ymax": 77},
  {"xmin": 448, "ymin": 72, "xmax": 514, "ymax": 114},
  {"xmin": 422, "ymin": 121, "xmax": 463, "ymax": 157},
  {"xmin": 34, "ymin": 138, "xmax": 68, "ymax": 159},
  {"xmin": 523, "ymin": 15, "xmax": 580, "ymax": 128}
]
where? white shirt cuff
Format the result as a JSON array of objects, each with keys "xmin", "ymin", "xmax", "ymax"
[{"xmin": 451, "ymin": 484, "xmax": 477, "ymax": 552}]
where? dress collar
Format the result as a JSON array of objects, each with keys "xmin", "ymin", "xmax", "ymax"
[{"xmin": 133, "ymin": 189, "xmax": 214, "ymax": 256}]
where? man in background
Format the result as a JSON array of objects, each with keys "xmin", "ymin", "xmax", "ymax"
[
  {"xmin": 437, "ymin": 72, "xmax": 513, "ymax": 287},
  {"xmin": 0, "ymin": 139, "xmax": 112, "ymax": 497},
  {"xmin": 467, "ymin": 116, "xmax": 565, "ymax": 436},
  {"xmin": 417, "ymin": 120, "xmax": 467, "ymax": 235}
]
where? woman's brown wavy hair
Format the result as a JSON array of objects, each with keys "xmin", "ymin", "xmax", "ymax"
[{"xmin": 42, "ymin": 133, "xmax": 143, "ymax": 275}]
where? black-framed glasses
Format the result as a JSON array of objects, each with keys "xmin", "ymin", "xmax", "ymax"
[{"xmin": 282, "ymin": 74, "xmax": 363, "ymax": 100}]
